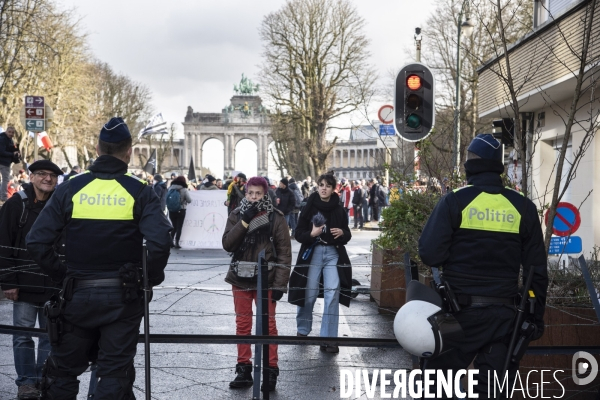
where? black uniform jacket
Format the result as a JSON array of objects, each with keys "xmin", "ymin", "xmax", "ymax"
[
  {"xmin": 0, "ymin": 184, "xmax": 61, "ymax": 303},
  {"xmin": 288, "ymin": 192, "xmax": 353, "ymax": 307},
  {"xmin": 418, "ymin": 171, "xmax": 548, "ymax": 328},
  {"xmin": 26, "ymin": 155, "xmax": 172, "ymax": 286}
]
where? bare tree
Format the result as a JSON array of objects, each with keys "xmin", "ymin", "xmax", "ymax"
[
  {"xmin": 476, "ymin": 0, "xmax": 600, "ymax": 252},
  {"xmin": 259, "ymin": 0, "xmax": 376, "ymax": 178},
  {"xmin": 408, "ymin": 0, "xmax": 532, "ymax": 180}
]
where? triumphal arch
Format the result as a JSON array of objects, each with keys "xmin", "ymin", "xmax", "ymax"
[{"xmin": 182, "ymin": 75, "xmax": 272, "ymax": 178}]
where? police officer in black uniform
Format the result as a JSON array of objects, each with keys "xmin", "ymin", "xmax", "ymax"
[
  {"xmin": 26, "ymin": 117, "xmax": 172, "ymax": 399},
  {"xmin": 418, "ymin": 134, "xmax": 548, "ymax": 397}
]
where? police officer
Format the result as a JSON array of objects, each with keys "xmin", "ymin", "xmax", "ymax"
[
  {"xmin": 26, "ymin": 117, "xmax": 172, "ymax": 399},
  {"xmin": 418, "ymin": 134, "xmax": 548, "ymax": 397}
]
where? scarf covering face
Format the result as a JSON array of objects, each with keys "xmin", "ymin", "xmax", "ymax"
[{"xmin": 239, "ymin": 194, "xmax": 274, "ymax": 234}]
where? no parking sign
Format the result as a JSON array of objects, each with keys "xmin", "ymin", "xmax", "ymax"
[{"xmin": 544, "ymin": 202, "xmax": 581, "ymax": 237}]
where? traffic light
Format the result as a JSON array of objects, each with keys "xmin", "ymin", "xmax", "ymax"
[
  {"xmin": 492, "ymin": 118, "xmax": 514, "ymax": 146},
  {"xmin": 394, "ymin": 63, "xmax": 435, "ymax": 142}
]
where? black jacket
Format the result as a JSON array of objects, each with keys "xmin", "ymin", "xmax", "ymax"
[
  {"xmin": 418, "ymin": 167, "xmax": 548, "ymax": 328},
  {"xmin": 0, "ymin": 184, "xmax": 61, "ymax": 303},
  {"xmin": 0, "ymin": 132, "xmax": 17, "ymax": 166},
  {"xmin": 26, "ymin": 155, "xmax": 172, "ymax": 286},
  {"xmin": 288, "ymin": 192, "xmax": 353, "ymax": 307},
  {"xmin": 275, "ymin": 186, "xmax": 295, "ymax": 215}
]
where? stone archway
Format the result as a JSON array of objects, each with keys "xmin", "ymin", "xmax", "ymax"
[{"xmin": 183, "ymin": 95, "xmax": 272, "ymax": 178}]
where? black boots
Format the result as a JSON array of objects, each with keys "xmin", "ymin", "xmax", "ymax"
[
  {"xmin": 229, "ymin": 363, "xmax": 253, "ymax": 388},
  {"xmin": 260, "ymin": 366, "xmax": 279, "ymax": 392},
  {"xmin": 229, "ymin": 364, "xmax": 279, "ymax": 392}
]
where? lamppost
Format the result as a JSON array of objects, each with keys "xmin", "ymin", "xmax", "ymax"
[{"xmin": 452, "ymin": 1, "xmax": 474, "ymax": 174}]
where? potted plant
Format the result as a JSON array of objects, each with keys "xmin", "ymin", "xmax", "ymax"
[{"xmin": 370, "ymin": 187, "xmax": 440, "ymax": 312}]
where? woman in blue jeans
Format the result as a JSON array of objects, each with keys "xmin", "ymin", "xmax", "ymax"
[{"xmin": 287, "ymin": 174, "xmax": 352, "ymax": 353}]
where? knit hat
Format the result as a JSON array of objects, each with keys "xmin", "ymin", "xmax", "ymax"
[
  {"xmin": 154, "ymin": 174, "xmax": 163, "ymax": 182},
  {"xmin": 467, "ymin": 134, "xmax": 502, "ymax": 161},
  {"xmin": 289, "ymin": 178, "xmax": 296, "ymax": 183},
  {"xmin": 206, "ymin": 174, "xmax": 216, "ymax": 183},
  {"xmin": 280, "ymin": 178, "xmax": 289, "ymax": 187},
  {"xmin": 100, "ymin": 117, "xmax": 131, "ymax": 143}
]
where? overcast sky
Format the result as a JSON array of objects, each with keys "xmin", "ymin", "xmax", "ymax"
[{"xmin": 58, "ymin": 0, "xmax": 437, "ymax": 177}]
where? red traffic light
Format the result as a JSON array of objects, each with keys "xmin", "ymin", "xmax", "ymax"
[{"xmin": 406, "ymin": 75, "xmax": 422, "ymax": 91}]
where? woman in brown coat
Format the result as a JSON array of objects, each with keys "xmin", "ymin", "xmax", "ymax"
[{"xmin": 222, "ymin": 176, "xmax": 292, "ymax": 392}]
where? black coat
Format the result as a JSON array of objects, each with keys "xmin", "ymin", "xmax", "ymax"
[
  {"xmin": 0, "ymin": 132, "xmax": 17, "ymax": 166},
  {"xmin": 275, "ymin": 186, "xmax": 295, "ymax": 216},
  {"xmin": 288, "ymin": 192, "xmax": 353, "ymax": 307},
  {"xmin": 0, "ymin": 184, "xmax": 61, "ymax": 303}
]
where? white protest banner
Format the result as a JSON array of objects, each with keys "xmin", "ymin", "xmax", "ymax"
[{"xmin": 178, "ymin": 190, "xmax": 228, "ymax": 249}]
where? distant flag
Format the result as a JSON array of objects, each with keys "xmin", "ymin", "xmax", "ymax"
[
  {"xmin": 143, "ymin": 149, "xmax": 157, "ymax": 175},
  {"xmin": 138, "ymin": 113, "xmax": 168, "ymax": 139},
  {"xmin": 188, "ymin": 156, "xmax": 197, "ymax": 182},
  {"xmin": 28, "ymin": 131, "xmax": 53, "ymax": 151}
]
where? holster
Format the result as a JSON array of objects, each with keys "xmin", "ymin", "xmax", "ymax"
[
  {"xmin": 430, "ymin": 277, "xmax": 461, "ymax": 313},
  {"xmin": 43, "ymin": 278, "xmax": 73, "ymax": 347},
  {"xmin": 119, "ymin": 263, "xmax": 143, "ymax": 303}
]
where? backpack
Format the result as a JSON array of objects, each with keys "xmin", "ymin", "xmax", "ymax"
[
  {"xmin": 166, "ymin": 188, "xmax": 182, "ymax": 212},
  {"xmin": 292, "ymin": 187, "xmax": 303, "ymax": 208},
  {"xmin": 352, "ymin": 188, "xmax": 362, "ymax": 205},
  {"xmin": 11, "ymin": 191, "xmax": 29, "ymax": 257}
]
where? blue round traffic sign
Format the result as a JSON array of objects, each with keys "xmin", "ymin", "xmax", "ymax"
[{"xmin": 544, "ymin": 202, "xmax": 581, "ymax": 237}]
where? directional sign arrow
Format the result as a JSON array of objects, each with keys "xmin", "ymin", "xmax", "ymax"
[
  {"xmin": 27, "ymin": 109, "xmax": 34, "ymax": 116},
  {"xmin": 26, "ymin": 120, "xmax": 35, "ymax": 128},
  {"xmin": 35, "ymin": 96, "xmax": 44, "ymax": 105}
]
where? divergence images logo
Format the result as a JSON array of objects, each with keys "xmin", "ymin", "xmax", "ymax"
[{"xmin": 572, "ymin": 351, "xmax": 598, "ymax": 386}]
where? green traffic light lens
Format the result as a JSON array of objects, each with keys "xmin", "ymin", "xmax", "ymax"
[
  {"xmin": 406, "ymin": 114, "xmax": 421, "ymax": 129},
  {"xmin": 406, "ymin": 94, "xmax": 422, "ymax": 110}
]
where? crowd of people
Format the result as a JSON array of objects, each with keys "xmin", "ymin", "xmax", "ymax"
[{"xmin": 0, "ymin": 119, "xmax": 548, "ymax": 399}]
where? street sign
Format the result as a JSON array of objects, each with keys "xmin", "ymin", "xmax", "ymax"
[
  {"xmin": 378, "ymin": 105, "xmax": 394, "ymax": 124},
  {"xmin": 24, "ymin": 95, "xmax": 46, "ymax": 132},
  {"xmin": 379, "ymin": 124, "xmax": 395, "ymax": 136},
  {"xmin": 20, "ymin": 104, "xmax": 54, "ymax": 130},
  {"xmin": 544, "ymin": 202, "xmax": 581, "ymax": 237},
  {"xmin": 26, "ymin": 107, "xmax": 44, "ymax": 119},
  {"xmin": 548, "ymin": 236, "xmax": 582, "ymax": 255},
  {"xmin": 25, "ymin": 96, "xmax": 44, "ymax": 107}
]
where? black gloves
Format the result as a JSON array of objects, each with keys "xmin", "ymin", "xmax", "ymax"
[
  {"xmin": 531, "ymin": 321, "xmax": 544, "ymax": 341},
  {"xmin": 271, "ymin": 289, "xmax": 284, "ymax": 303},
  {"xmin": 241, "ymin": 204, "xmax": 260, "ymax": 224}
]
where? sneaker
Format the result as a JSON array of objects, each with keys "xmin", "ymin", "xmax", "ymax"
[
  {"xmin": 297, "ymin": 332, "xmax": 307, "ymax": 337},
  {"xmin": 260, "ymin": 366, "xmax": 279, "ymax": 392},
  {"xmin": 18, "ymin": 385, "xmax": 40, "ymax": 399},
  {"xmin": 229, "ymin": 363, "xmax": 253, "ymax": 388}
]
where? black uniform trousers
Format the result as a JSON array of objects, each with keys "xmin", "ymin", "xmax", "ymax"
[
  {"xmin": 423, "ymin": 304, "xmax": 518, "ymax": 399},
  {"xmin": 47, "ymin": 286, "xmax": 143, "ymax": 400}
]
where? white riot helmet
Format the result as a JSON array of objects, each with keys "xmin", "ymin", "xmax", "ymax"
[{"xmin": 394, "ymin": 280, "xmax": 463, "ymax": 358}]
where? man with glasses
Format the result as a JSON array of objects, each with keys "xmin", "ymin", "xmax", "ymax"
[
  {"xmin": 0, "ymin": 160, "xmax": 63, "ymax": 399},
  {"xmin": 0, "ymin": 125, "xmax": 21, "ymax": 204}
]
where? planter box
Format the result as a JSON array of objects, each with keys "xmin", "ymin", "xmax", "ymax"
[{"xmin": 370, "ymin": 245, "xmax": 406, "ymax": 314}]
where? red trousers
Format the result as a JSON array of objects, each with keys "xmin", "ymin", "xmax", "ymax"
[{"xmin": 232, "ymin": 285, "xmax": 278, "ymax": 367}]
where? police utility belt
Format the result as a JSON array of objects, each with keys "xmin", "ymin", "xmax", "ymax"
[
  {"xmin": 231, "ymin": 261, "xmax": 276, "ymax": 281},
  {"xmin": 43, "ymin": 263, "xmax": 143, "ymax": 347}
]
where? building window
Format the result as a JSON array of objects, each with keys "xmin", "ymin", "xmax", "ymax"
[{"xmin": 537, "ymin": 112, "xmax": 545, "ymax": 128}]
